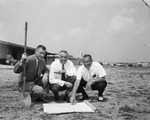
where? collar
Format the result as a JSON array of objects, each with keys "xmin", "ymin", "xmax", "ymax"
[
  {"xmin": 58, "ymin": 59, "xmax": 68, "ymax": 66},
  {"xmin": 84, "ymin": 62, "xmax": 93, "ymax": 71}
]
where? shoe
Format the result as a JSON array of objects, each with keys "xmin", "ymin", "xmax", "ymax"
[
  {"xmin": 54, "ymin": 93, "xmax": 59, "ymax": 101},
  {"xmin": 30, "ymin": 93, "xmax": 41, "ymax": 102},
  {"xmin": 78, "ymin": 95, "xmax": 89, "ymax": 101},
  {"xmin": 64, "ymin": 94, "xmax": 70, "ymax": 103},
  {"xmin": 35, "ymin": 94, "xmax": 51, "ymax": 103},
  {"xmin": 98, "ymin": 96, "xmax": 104, "ymax": 101},
  {"xmin": 41, "ymin": 94, "xmax": 51, "ymax": 103}
]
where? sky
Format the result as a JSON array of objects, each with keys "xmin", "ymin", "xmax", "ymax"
[{"xmin": 0, "ymin": 0, "xmax": 150, "ymax": 62}]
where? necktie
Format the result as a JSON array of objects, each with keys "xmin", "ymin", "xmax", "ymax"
[
  {"xmin": 61, "ymin": 64, "xmax": 65, "ymax": 80},
  {"xmin": 36, "ymin": 60, "xmax": 40, "ymax": 77}
]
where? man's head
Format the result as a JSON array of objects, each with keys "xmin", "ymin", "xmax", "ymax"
[
  {"xmin": 35, "ymin": 45, "xmax": 46, "ymax": 60},
  {"xmin": 59, "ymin": 50, "xmax": 69, "ymax": 65},
  {"xmin": 83, "ymin": 54, "xmax": 93, "ymax": 69}
]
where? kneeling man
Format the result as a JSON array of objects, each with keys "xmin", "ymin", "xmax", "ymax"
[
  {"xmin": 70, "ymin": 54, "xmax": 107, "ymax": 104},
  {"xmin": 49, "ymin": 50, "xmax": 76, "ymax": 102},
  {"xmin": 14, "ymin": 45, "xmax": 50, "ymax": 104}
]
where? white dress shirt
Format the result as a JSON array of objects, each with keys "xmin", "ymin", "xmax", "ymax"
[
  {"xmin": 77, "ymin": 62, "xmax": 106, "ymax": 82},
  {"xmin": 49, "ymin": 59, "xmax": 77, "ymax": 86}
]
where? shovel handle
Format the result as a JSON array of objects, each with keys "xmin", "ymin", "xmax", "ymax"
[
  {"xmin": 23, "ymin": 22, "xmax": 28, "ymax": 97},
  {"xmin": 24, "ymin": 22, "xmax": 27, "ymax": 53}
]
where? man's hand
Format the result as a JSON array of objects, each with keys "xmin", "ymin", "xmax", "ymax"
[
  {"xmin": 21, "ymin": 53, "xmax": 27, "ymax": 62},
  {"xmin": 42, "ymin": 74, "xmax": 48, "ymax": 85},
  {"xmin": 54, "ymin": 70, "xmax": 66, "ymax": 75},
  {"xmin": 19, "ymin": 53, "xmax": 27, "ymax": 66},
  {"xmin": 70, "ymin": 95, "xmax": 77, "ymax": 105},
  {"xmin": 64, "ymin": 81, "xmax": 72, "ymax": 88},
  {"xmin": 59, "ymin": 69, "xmax": 66, "ymax": 74}
]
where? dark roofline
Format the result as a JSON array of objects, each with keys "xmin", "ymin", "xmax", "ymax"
[
  {"xmin": 0, "ymin": 40, "xmax": 56, "ymax": 55},
  {"xmin": 0, "ymin": 40, "xmax": 35, "ymax": 50}
]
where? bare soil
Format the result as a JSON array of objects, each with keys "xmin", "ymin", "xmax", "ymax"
[{"xmin": 0, "ymin": 65, "xmax": 150, "ymax": 120}]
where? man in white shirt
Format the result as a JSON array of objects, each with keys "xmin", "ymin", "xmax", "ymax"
[
  {"xmin": 70, "ymin": 54, "xmax": 107, "ymax": 104},
  {"xmin": 49, "ymin": 50, "xmax": 76, "ymax": 102}
]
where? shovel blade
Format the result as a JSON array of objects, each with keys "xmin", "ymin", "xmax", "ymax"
[{"xmin": 23, "ymin": 92, "xmax": 32, "ymax": 108}]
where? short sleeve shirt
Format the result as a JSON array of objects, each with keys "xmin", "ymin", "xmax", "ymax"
[{"xmin": 77, "ymin": 62, "xmax": 106, "ymax": 82}]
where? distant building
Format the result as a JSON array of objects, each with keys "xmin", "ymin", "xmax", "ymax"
[
  {"xmin": 47, "ymin": 54, "xmax": 81, "ymax": 66},
  {"xmin": 46, "ymin": 55, "xmax": 58, "ymax": 65},
  {"xmin": 0, "ymin": 40, "xmax": 81, "ymax": 65},
  {"xmin": 0, "ymin": 40, "xmax": 56, "ymax": 65}
]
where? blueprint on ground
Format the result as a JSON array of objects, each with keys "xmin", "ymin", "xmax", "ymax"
[{"xmin": 43, "ymin": 101, "xmax": 95, "ymax": 114}]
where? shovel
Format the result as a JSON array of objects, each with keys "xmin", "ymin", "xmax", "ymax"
[{"xmin": 22, "ymin": 22, "xmax": 32, "ymax": 108}]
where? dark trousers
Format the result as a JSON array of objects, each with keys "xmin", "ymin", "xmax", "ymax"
[
  {"xmin": 77, "ymin": 78, "xmax": 107, "ymax": 96},
  {"xmin": 50, "ymin": 76, "xmax": 76, "ymax": 95}
]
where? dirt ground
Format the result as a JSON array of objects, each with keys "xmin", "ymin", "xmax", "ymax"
[{"xmin": 0, "ymin": 64, "xmax": 150, "ymax": 120}]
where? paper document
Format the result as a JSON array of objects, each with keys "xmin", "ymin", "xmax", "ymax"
[{"xmin": 43, "ymin": 101, "xmax": 96, "ymax": 114}]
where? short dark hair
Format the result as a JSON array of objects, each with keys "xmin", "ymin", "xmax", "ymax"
[
  {"xmin": 36, "ymin": 45, "xmax": 46, "ymax": 51},
  {"xmin": 83, "ymin": 54, "xmax": 93, "ymax": 61},
  {"xmin": 59, "ymin": 50, "xmax": 68, "ymax": 54}
]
